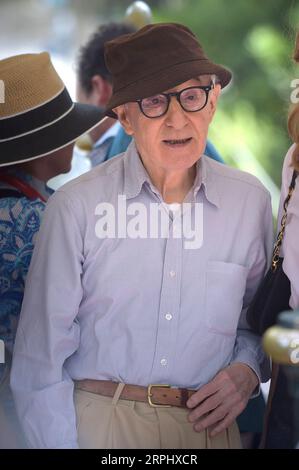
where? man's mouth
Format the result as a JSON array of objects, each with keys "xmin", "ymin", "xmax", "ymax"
[{"xmin": 163, "ymin": 137, "xmax": 192, "ymax": 146}]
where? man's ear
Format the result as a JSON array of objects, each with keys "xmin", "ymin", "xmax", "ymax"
[
  {"xmin": 208, "ymin": 83, "xmax": 221, "ymax": 120},
  {"xmin": 91, "ymin": 75, "xmax": 112, "ymax": 107},
  {"xmin": 113, "ymin": 105, "xmax": 134, "ymax": 135}
]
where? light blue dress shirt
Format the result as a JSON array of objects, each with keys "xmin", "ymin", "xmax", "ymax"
[
  {"xmin": 11, "ymin": 141, "xmax": 273, "ymax": 448},
  {"xmin": 89, "ymin": 121, "xmax": 122, "ymax": 167}
]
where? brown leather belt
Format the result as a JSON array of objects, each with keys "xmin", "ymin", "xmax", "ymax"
[{"xmin": 75, "ymin": 379, "xmax": 196, "ymax": 408}]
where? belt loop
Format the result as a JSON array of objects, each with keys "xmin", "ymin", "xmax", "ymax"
[{"xmin": 112, "ymin": 382, "xmax": 125, "ymax": 406}]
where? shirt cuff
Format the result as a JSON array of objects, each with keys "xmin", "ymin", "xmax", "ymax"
[{"xmin": 229, "ymin": 351, "xmax": 268, "ymax": 398}]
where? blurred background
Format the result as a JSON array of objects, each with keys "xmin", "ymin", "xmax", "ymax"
[{"xmin": 1, "ymin": 0, "xmax": 299, "ymax": 215}]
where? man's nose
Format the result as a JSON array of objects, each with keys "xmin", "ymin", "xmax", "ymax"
[{"xmin": 164, "ymin": 96, "xmax": 188, "ymax": 128}]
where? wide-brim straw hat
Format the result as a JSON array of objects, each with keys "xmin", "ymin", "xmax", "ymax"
[
  {"xmin": 105, "ymin": 22, "xmax": 232, "ymax": 118},
  {"xmin": 0, "ymin": 52, "xmax": 104, "ymax": 167}
]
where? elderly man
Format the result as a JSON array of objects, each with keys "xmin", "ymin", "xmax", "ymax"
[
  {"xmin": 11, "ymin": 23, "xmax": 272, "ymax": 449},
  {"xmin": 76, "ymin": 21, "xmax": 223, "ymax": 166}
]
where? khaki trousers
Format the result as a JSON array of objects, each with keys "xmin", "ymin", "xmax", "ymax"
[{"xmin": 74, "ymin": 384, "xmax": 241, "ymax": 449}]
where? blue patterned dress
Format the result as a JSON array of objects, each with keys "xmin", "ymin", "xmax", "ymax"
[
  {"xmin": 0, "ymin": 169, "xmax": 53, "ymax": 447},
  {"xmin": 0, "ymin": 169, "xmax": 53, "ymax": 366}
]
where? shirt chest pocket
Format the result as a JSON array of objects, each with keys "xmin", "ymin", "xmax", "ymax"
[{"xmin": 204, "ymin": 261, "xmax": 249, "ymax": 336}]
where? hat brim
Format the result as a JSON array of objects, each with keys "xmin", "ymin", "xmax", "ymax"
[
  {"xmin": 0, "ymin": 103, "xmax": 105, "ymax": 167},
  {"xmin": 106, "ymin": 59, "xmax": 232, "ymax": 119}
]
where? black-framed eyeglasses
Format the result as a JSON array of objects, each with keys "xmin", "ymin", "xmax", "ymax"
[{"xmin": 136, "ymin": 83, "xmax": 215, "ymax": 118}]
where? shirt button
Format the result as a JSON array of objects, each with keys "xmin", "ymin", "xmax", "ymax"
[
  {"xmin": 169, "ymin": 270, "xmax": 176, "ymax": 278},
  {"xmin": 165, "ymin": 314, "xmax": 172, "ymax": 321},
  {"xmin": 160, "ymin": 358, "xmax": 167, "ymax": 366}
]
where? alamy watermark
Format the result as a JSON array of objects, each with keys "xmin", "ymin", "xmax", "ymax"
[
  {"xmin": 94, "ymin": 196, "xmax": 203, "ymax": 249},
  {"xmin": 0, "ymin": 339, "xmax": 4, "ymax": 364},
  {"xmin": 0, "ymin": 80, "xmax": 4, "ymax": 103}
]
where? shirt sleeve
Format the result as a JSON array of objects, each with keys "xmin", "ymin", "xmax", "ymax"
[
  {"xmin": 10, "ymin": 190, "xmax": 84, "ymax": 449},
  {"xmin": 230, "ymin": 190, "xmax": 273, "ymax": 385}
]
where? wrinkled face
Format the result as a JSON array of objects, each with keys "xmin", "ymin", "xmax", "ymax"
[{"xmin": 114, "ymin": 76, "xmax": 220, "ymax": 174}]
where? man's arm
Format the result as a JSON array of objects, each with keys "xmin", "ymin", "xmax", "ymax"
[
  {"xmin": 187, "ymin": 191, "xmax": 273, "ymax": 436},
  {"xmin": 11, "ymin": 190, "xmax": 83, "ymax": 448}
]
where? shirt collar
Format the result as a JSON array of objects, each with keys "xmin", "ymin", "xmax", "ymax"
[
  {"xmin": 123, "ymin": 142, "xmax": 220, "ymax": 207},
  {"xmin": 192, "ymin": 155, "xmax": 221, "ymax": 208},
  {"xmin": 94, "ymin": 121, "xmax": 121, "ymax": 149},
  {"xmin": 123, "ymin": 140, "xmax": 153, "ymax": 199}
]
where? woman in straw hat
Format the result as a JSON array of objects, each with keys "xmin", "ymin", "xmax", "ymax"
[{"xmin": 0, "ymin": 52, "xmax": 103, "ymax": 448}]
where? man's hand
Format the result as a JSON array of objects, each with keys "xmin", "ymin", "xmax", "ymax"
[{"xmin": 186, "ymin": 363, "xmax": 259, "ymax": 437}]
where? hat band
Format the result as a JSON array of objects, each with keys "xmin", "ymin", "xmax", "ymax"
[{"xmin": 0, "ymin": 87, "xmax": 73, "ymax": 140}]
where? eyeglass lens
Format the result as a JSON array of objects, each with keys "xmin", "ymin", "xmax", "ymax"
[{"xmin": 140, "ymin": 87, "xmax": 209, "ymax": 117}]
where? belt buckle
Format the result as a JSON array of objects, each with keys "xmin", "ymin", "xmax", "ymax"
[{"xmin": 147, "ymin": 384, "xmax": 171, "ymax": 408}]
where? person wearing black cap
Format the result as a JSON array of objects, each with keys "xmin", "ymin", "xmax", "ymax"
[
  {"xmin": 0, "ymin": 52, "xmax": 103, "ymax": 448},
  {"xmin": 11, "ymin": 24, "xmax": 272, "ymax": 449}
]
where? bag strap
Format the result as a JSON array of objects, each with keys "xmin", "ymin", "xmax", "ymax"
[{"xmin": 272, "ymin": 170, "xmax": 297, "ymax": 271}]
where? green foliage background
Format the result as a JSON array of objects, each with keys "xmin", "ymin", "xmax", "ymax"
[{"xmin": 153, "ymin": 0, "xmax": 299, "ymax": 191}]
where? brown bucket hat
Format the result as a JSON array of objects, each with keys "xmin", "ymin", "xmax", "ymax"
[{"xmin": 105, "ymin": 22, "xmax": 232, "ymax": 118}]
